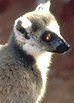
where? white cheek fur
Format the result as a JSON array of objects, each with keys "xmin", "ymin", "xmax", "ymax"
[{"xmin": 47, "ymin": 20, "xmax": 63, "ymax": 39}]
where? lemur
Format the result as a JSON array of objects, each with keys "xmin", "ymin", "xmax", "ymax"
[{"xmin": 0, "ymin": 1, "xmax": 70, "ymax": 103}]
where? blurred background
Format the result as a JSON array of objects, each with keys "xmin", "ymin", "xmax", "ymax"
[{"xmin": 0, "ymin": 0, "xmax": 74, "ymax": 103}]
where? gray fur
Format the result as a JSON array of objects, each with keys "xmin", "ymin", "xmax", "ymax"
[{"xmin": 0, "ymin": 43, "xmax": 42, "ymax": 103}]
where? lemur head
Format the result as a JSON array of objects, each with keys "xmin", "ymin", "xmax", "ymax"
[{"xmin": 12, "ymin": 2, "xmax": 70, "ymax": 58}]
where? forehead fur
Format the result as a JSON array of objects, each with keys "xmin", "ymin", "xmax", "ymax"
[{"xmin": 25, "ymin": 11, "xmax": 54, "ymax": 30}]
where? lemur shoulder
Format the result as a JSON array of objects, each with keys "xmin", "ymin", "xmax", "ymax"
[{"xmin": 0, "ymin": 1, "xmax": 70, "ymax": 103}]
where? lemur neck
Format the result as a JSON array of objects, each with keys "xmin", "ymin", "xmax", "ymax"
[{"xmin": 8, "ymin": 32, "xmax": 36, "ymax": 66}]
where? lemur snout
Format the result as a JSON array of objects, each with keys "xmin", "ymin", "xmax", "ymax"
[
  {"xmin": 49, "ymin": 37, "xmax": 70, "ymax": 53},
  {"xmin": 55, "ymin": 40, "xmax": 70, "ymax": 53}
]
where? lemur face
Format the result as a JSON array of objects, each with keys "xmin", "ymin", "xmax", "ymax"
[{"xmin": 13, "ymin": 2, "xmax": 70, "ymax": 56}]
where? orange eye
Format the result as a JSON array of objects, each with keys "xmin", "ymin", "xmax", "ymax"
[
  {"xmin": 42, "ymin": 33, "xmax": 51, "ymax": 42},
  {"xmin": 46, "ymin": 34, "xmax": 51, "ymax": 41}
]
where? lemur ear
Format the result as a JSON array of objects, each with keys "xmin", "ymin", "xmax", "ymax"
[
  {"xmin": 14, "ymin": 16, "xmax": 32, "ymax": 39},
  {"xmin": 35, "ymin": 1, "xmax": 50, "ymax": 12}
]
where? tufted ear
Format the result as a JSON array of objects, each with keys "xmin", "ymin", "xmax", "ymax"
[
  {"xmin": 14, "ymin": 16, "xmax": 32, "ymax": 39},
  {"xmin": 35, "ymin": 1, "xmax": 50, "ymax": 12}
]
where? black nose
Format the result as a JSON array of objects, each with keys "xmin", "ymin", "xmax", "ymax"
[{"xmin": 56, "ymin": 42, "xmax": 70, "ymax": 53}]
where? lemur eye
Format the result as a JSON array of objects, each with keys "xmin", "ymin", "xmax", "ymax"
[{"xmin": 41, "ymin": 31, "xmax": 51, "ymax": 42}]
